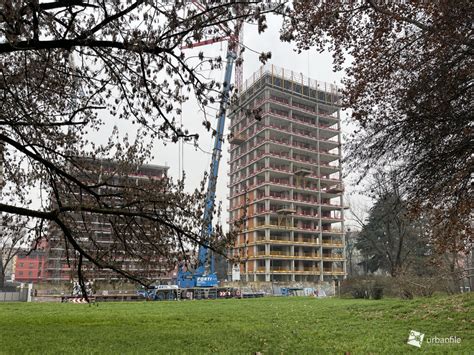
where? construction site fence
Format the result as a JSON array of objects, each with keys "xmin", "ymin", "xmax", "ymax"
[
  {"xmin": 0, "ymin": 289, "xmax": 29, "ymax": 302},
  {"xmin": 224, "ymin": 281, "xmax": 336, "ymax": 297}
]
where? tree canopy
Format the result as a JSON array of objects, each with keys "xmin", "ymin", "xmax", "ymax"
[
  {"xmin": 0, "ymin": 1, "xmax": 273, "ymax": 285},
  {"xmin": 282, "ymin": 0, "xmax": 473, "ymax": 251},
  {"xmin": 356, "ymin": 190, "xmax": 427, "ymax": 277}
]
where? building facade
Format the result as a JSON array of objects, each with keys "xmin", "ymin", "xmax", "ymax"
[
  {"xmin": 228, "ymin": 65, "xmax": 346, "ymax": 283},
  {"xmin": 14, "ymin": 250, "xmax": 46, "ymax": 283},
  {"xmin": 43, "ymin": 159, "xmax": 169, "ymax": 283}
]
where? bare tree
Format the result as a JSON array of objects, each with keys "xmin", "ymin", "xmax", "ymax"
[
  {"xmin": 344, "ymin": 193, "xmax": 370, "ymax": 231},
  {"xmin": 0, "ymin": 215, "xmax": 30, "ymax": 288},
  {"xmin": 282, "ymin": 0, "xmax": 473, "ymax": 251},
  {"xmin": 0, "ymin": 1, "xmax": 276, "ymax": 288}
]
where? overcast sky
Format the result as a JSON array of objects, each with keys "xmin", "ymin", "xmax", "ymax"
[
  {"xmin": 23, "ymin": 13, "xmax": 369, "ymax": 229},
  {"xmin": 148, "ymin": 15, "xmax": 371, "ymax": 229}
]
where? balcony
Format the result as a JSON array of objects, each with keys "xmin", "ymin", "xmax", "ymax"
[
  {"xmin": 229, "ymin": 133, "xmax": 247, "ymax": 145},
  {"xmin": 321, "ymin": 229, "xmax": 344, "ymax": 235},
  {"xmin": 294, "ymin": 253, "xmax": 321, "ymax": 260},
  {"xmin": 322, "ymin": 254, "xmax": 344, "ymax": 261},
  {"xmin": 320, "ymin": 201, "xmax": 343, "ymax": 209},
  {"xmin": 323, "ymin": 267, "xmax": 345, "ymax": 275},
  {"xmin": 251, "ymin": 267, "xmax": 322, "ymax": 275},
  {"xmin": 251, "ymin": 237, "xmax": 320, "ymax": 246},
  {"xmin": 321, "ymin": 216, "xmax": 344, "ymax": 222},
  {"xmin": 246, "ymin": 224, "xmax": 321, "ymax": 233},
  {"xmin": 270, "ymin": 251, "xmax": 293, "ymax": 258},
  {"xmin": 321, "ymin": 184, "xmax": 344, "ymax": 194},
  {"xmin": 322, "ymin": 240, "xmax": 344, "ymax": 247},
  {"xmin": 296, "ymin": 267, "xmax": 321, "ymax": 274},
  {"xmin": 270, "ymin": 267, "xmax": 293, "ymax": 273},
  {"xmin": 255, "ymin": 238, "xmax": 288, "ymax": 244},
  {"xmin": 294, "ymin": 238, "xmax": 319, "ymax": 245},
  {"xmin": 251, "ymin": 251, "xmax": 292, "ymax": 258}
]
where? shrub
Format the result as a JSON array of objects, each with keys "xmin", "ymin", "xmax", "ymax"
[
  {"xmin": 341, "ymin": 276, "xmax": 389, "ymax": 300},
  {"xmin": 371, "ymin": 285, "xmax": 384, "ymax": 300},
  {"xmin": 395, "ymin": 274, "xmax": 438, "ymax": 299}
]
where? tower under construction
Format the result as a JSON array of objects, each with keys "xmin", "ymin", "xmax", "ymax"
[{"xmin": 228, "ymin": 65, "xmax": 346, "ymax": 283}]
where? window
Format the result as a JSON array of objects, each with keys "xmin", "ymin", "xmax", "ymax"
[
  {"xmin": 28, "ymin": 271, "xmax": 33, "ymax": 276},
  {"xmin": 19, "ymin": 271, "xmax": 23, "ymax": 276},
  {"xmin": 19, "ymin": 263, "xmax": 24, "ymax": 268},
  {"xmin": 29, "ymin": 263, "xmax": 34, "ymax": 268}
]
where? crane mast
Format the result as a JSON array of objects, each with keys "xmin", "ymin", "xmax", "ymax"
[
  {"xmin": 176, "ymin": 1, "xmax": 243, "ymax": 288},
  {"xmin": 177, "ymin": 50, "xmax": 236, "ymax": 288}
]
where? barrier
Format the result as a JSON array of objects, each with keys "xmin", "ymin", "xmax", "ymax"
[{"xmin": 0, "ymin": 289, "xmax": 28, "ymax": 302}]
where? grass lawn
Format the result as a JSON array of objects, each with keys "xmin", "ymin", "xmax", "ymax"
[{"xmin": 0, "ymin": 293, "xmax": 472, "ymax": 354}]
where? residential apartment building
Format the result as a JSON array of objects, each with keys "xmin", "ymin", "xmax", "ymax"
[
  {"xmin": 14, "ymin": 250, "xmax": 46, "ymax": 283},
  {"xmin": 228, "ymin": 65, "xmax": 346, "ymax": 283},
  {"xmin": 43, "ymin": 158, "xmax": 169, "ymax": 283}
]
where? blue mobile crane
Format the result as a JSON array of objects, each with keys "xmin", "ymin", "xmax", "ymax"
[
  {"xmin": 176, "ymin": 51, "xmax": 236, "ymax": 288},
  {"xmin": 139, "ymin": 52, "xmax": 238, "ymax": 301},
  {"xmin": 139, "ymin": 3, "xmax": 245, "ymax": 299}
]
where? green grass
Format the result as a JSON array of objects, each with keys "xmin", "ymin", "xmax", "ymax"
[{"xmin": 0, "ymin": 294, "xmax": 472, "ymax": 354}]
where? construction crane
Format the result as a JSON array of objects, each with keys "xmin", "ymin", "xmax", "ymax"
[
  {"xmin": 176, "ymin": 4, "xmax": 243, "ymax": 288},
  {"xmin": 176, "ymin": 51, "xmax": 236, "ymax": 288}
]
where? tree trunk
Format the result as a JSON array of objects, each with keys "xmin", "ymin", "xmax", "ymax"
[
  {"xmin": 0, "ymin": 265, "xmax": 5, "ymax": 289},
  {"xmin": 347, "ymin": 248, "xmax": 353, "ymax": 276},
  {"xmin": 451, "ymin": 251, "xmax": 461, "ymax": 293}
]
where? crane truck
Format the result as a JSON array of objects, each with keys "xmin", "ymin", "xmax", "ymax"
[{"xmin": 138, "ymin": 50, "xmax": 241, "ymax": 301}]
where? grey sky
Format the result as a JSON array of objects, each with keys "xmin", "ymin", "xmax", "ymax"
[
  {"xmin": 20, "ymin": 14, "xmax": 369, "ymax": 230},
  {"xmin": 150, "ymin": 15, "xmax": 370, "ymax": 229}
]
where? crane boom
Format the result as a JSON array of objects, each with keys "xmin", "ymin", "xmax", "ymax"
[{"xmin": 177, "ymin": 50, "xmax": 236, "ymax": 288}]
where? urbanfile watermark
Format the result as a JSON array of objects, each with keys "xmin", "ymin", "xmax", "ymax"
[{"xmin": 407, "ymin": 330, "xmax": 462, "ymax": 348}]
